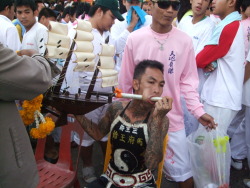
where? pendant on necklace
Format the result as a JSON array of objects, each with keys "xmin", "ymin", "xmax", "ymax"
[{"xmin": 154, "ymin": 36, "xmax": 168, "ymax": 52}]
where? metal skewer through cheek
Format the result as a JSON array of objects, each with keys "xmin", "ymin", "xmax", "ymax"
[
  {"xmin": 116, "ymin": 93, "xmax": 162, "ymax": 101},
  {"xmin": 114, "ymin": 88, "xmax": 162, "ymax": 101}
]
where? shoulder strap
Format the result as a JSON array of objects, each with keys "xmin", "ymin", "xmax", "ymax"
[{"xmin": 119, "ymin": 101, "xmax": 131, "ymax": 117}]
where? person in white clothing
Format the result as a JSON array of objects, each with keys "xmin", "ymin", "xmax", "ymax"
[
  {"xmin": 70, "ymin": 0, "xmax": 124, "ymax": 183},
  {"xmin": 196, "ymin": 4, "xmax": 245, "ymax": 133},
  {"xmin": 227, "ymin": 0, "xmax": 250, "ymax": 171},
  {"xmin": 230, "ymin": 48, "xmax": 250, "ymax": 187},
  {"xmin": 110, "ymin": 0, "xmax": 152, "ymax": 71},
  {"xmin": 178, "ymin": 0, "xmax": 215, "ymax": 136},
  {"xmin": 0, "ymin": 0, "xmax": 21, "ymax": 51},
  {"xmin": 196, "ymin": 0, "xmax": 245, "ymax": 184},
  {"xmin": 15, "ymin": 0, "xmax": 48, "ymax": 56}
]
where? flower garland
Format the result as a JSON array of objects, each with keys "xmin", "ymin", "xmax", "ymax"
[{"xmin": 19, "ymin": 94, "xmax": 55, "ymax": 139}]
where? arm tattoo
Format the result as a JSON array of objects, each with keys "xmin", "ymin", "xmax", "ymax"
[
  {"xmin": 76, "ymin": 102, "xmax": 124, "ymax": 140},
  {"xmin": 77, "ymin": 115, "xmax": 103, "ymax": 140},
  {"xmin": 107, "ymin": 101, "xmax": 124, "ymax": 120},
  {"xmin": 145, "ymin": 116, "xmax": 169, "ymax": 170}
]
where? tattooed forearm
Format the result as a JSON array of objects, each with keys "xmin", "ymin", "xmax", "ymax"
[
  {"xmin": 75, "ymin": 102, "xmax": 124, "ymax": 140},
  {"xmin": 76, "ymin": 115, "xmax": 104, "ymax": 140},
  {"xmin": 145, "ymin": 116, "xmax": 169, "ymax": 170}
]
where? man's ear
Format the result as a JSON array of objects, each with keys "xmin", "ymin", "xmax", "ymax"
[
  {"xmin": 122, "ymin": 0, "xmax": 127, "ymax": 6},
  {"xmin": 228, "ymin": 0, "xmax": 236, "ymax": 9},
  {"xmin": 133, "ymin": 79, "xmax": 139, "ymax": 91},
  {"xmin": 34, "ymin": 9, "xmax": 39, "ymax": 17},
  {"xmin": 39, "ymin": 15, "xmax": 45, "ymax": 23},
  {"xmin": 4, "ymin": 5, "xmax": 9, "ymax": 12},
  {"xmin": 96, "ymin": 7, "xmax": 103, "ymax": 17}
]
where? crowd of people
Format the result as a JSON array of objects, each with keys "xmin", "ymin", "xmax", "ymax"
[{"xmin": 0, "ymin": 0, "xmax": 250, "ymax": 187}]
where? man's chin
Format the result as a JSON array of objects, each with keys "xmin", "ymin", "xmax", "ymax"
[{"xmin": 145, "ymin": 99, "xmax": 155, "ymax": 106}]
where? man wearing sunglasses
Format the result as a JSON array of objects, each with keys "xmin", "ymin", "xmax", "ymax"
[{"xmin": 118, "ymin": 0, "xmax": 217, "ymax": 188}]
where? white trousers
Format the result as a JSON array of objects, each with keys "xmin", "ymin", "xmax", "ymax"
[
  {"xmin": 202, "ymin": 103, "xmax": 238, "ymax": 134},
  {"xmin": 227, "ymin": 105, "xmax": 246, "ymax": 138},
  {"xmin": 230, "ymin": 106, "xmax": 250, "ymax": 168}
]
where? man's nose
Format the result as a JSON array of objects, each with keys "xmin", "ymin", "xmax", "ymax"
[
  {"xmin": 197, "ymin": 0, "xmax": 203, "ymax": 4},
  {"xmin": 20, "ymin": 13, "xmax": 25, "ymax": 18},
  {"xmin": 153, "ymin": 85, "xmax": 160, "ymax": 94}
]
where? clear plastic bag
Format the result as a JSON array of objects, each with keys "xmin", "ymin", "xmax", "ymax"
[{"xmin": 187, "ymin": 126, "xmax": 231, "ymax": 188}]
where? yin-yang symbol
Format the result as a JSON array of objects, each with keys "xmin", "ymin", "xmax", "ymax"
[{"xmin": 113, "ymin": 149, "xmax": 138, "ymax": 173}]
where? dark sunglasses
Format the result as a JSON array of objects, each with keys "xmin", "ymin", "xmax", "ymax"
[{"xmin": 152, "ymin": 0, "xmax": 181, "ymax": 11}]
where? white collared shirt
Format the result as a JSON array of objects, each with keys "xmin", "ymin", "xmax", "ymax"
[
  {"xmin": 21, "ymin": 22, "xmax": 48, "ymax": 55},
  {"xmin": 0, "ymin": 15, "xmax": 21, "ymax": 51}
]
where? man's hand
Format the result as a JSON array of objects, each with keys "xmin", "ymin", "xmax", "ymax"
[
  {"xmin": 153, "ymin": 96, "xmax": 173, "ymax": 118},
  {"xmin": 17, "ymin": 49, "xmax": 39, "ymax": 57},
  {"xmin": 198, "ymin": 113, "xmax": 217, "ymax": 129},
  {"xmin": 204, "ymin": 62, "xmax": 217, "ymax": 73},
  {"xmin": 204, "ymin": 63, "xmax": 215, "ymax": 72},
  {"xmin": 127, "ymin": 10, "xmax": 139, "ymax": 32}
]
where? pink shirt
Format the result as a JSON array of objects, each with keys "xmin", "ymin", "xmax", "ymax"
[
  {"xmin": 118, "ymin": 26, "xmax": 205, "ymax": 132},
  {"xmin": 241, "ymin": 17, "xmax": 250, "ymax": 58}
]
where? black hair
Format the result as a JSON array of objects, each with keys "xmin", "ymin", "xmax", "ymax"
[
  {"xmin": 119, "ymin": 0, "xmax": 127, "ymax": 14},
  {"xmin": 0, "ymin": 0, "xmax": 14, "ymax": 12},
  {"xmin": 15, "ymin": 0, "xmax": 37, "ymax": 11},
  {"xmin": 62, "ymin": 6, "xmax": 70, "ymax": 18},
  {"xmin": 55, "ymin": 4, "xmax": 64, "ymax": 13},
  {"xmin": 38, "ymin": 7, "xmax": 57, "ymax": 21},
  {"xmin": 235, "ymin": 0, "xmax": 243, "ymax": 12},
  {"xmin": 76, "ymin": 2, "xmax": 91, "ymax": 18},
  {"xmin": 241, "ymin": 0, "xmax": 250, "ymax": 12},
  {"xmin": 177, "ymin": 0, "xmax": 191, "ymax": 22},
  {"xmin": 88, "ymin": 5, "xmax": 109, "ymax": 17},
  {"xmin": 69, "ymin": 5, "xmax": 77, "ymax": 17},
  {"xmin": 72, "ymin": 2, "xmax": 78, "ymax": 7},
  {"xmin": 133, "ymin": 60, "xmax": 164, "ymax": 80}
]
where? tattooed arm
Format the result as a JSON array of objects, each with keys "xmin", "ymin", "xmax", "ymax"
[
  {"xmin": 144, "ymin": 97, "xmax": 172, "ymax": 170},
  {"xmin": 75, "ymin": 101, "xmax": 124, "ymax": 140}
]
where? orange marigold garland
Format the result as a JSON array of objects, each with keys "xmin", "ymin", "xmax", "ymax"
[{"xmin": 19, "ymin": 94, "xmax": 55, "ymax": 139}]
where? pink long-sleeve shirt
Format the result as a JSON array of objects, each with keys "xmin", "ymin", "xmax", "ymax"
[{"xmin": 118, "ymin": 26, "xmax": 205, "ymax": 132}]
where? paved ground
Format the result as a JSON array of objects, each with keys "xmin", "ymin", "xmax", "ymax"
[{"xmin": 72, "ymin": 142, "xmax": 250, "ymax": 188}]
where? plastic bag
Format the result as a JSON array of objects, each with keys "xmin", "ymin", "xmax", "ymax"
[{"xmin": 187, "ymin": 126, "xmax": 231, "ymax": 188}]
